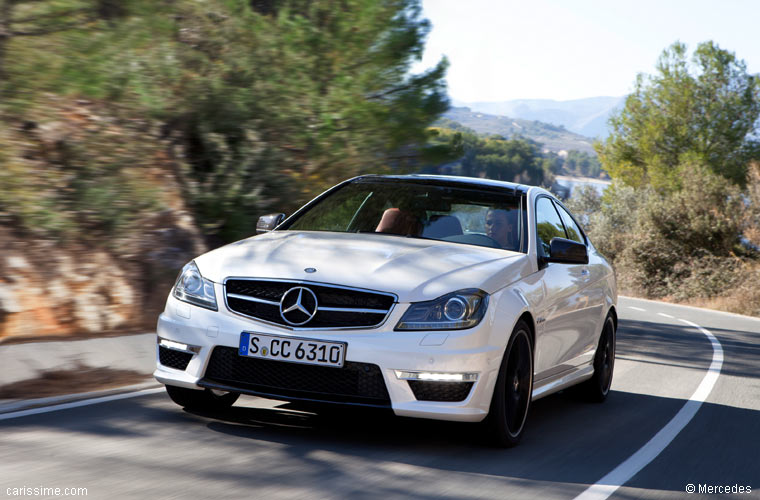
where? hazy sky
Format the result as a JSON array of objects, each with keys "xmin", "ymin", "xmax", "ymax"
[{"xmin": 415, "ymin": 0, "xmax": 760, "ymax": 103}]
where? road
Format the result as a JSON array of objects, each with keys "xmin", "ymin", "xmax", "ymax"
[{"xmin": 2, "ymin": 297, "xmax": 759, "ymax": 499}]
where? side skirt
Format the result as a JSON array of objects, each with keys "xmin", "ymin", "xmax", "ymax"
[{"xmin": 531, "ymin": 364, "xmax": 594, "ymax": 401}]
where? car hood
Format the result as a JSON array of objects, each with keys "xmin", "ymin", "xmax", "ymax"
[{"xmin": 194, "ymin": 231, "xmax": 531, "ymax": 302}]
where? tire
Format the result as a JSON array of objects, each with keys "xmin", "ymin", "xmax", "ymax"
[
  {"xmin": 485, "ymin": 321, "xmax": 534, "ymax": 447},
  {"xmin": 165, "ymin": 385, "xmax": 239, "ymax": 410},
  {"xmin": 578, "ymin": 315, "xmax": 616, "ymax": 402}
]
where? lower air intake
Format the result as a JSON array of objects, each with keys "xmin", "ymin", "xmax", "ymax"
[
  {"xmin": 159, "ymin": 346, "xmax": 193, "ymax": 371},
  {"xmin": 408, "ymin": 380, "xmax": 474, "ymax": 402},
  {"xmin": 201, "ymin": 346, "xmax": 391, "ymax": 407}
]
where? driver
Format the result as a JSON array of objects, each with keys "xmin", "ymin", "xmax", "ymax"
[{"xmin": 485, "ymin": 208, "xmax": 517, "ymax": 249}]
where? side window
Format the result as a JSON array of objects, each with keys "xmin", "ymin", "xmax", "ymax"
[
  {"xmin": 535, "ymin": 197, "xmax": 566, "ymax": 257},
  {"xmin": 555, "ymin": 203, "xmax": 585, "ymax": 244}
]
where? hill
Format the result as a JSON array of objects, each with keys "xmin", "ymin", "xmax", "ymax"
[
  {"xmin": 452, "ymin": 96, "xmax": 624, "ymax": 139},
  {"xmin": 441, "ymin": 107, "xmax": 596, "ymax": 154}
]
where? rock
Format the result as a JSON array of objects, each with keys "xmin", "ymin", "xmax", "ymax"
[
  {"xmin": 0, "ymin": 212, "xmax": 205, "ymax": 341},
  {"xmin": 6, "ymin": 256, "xmax": 29, "ymax": 270},
  {"xmin": 0, "ymin": 287, "xmax": 23, "ymax": 314}
]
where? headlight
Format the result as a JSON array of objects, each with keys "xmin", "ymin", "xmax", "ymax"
[
  {"xmin": 172, "ymin": 261, "xmax": 218, "ymax": 311},
  {"xmin": 395, "ymin": 289, "xmax": 488, "ymax": 331}
]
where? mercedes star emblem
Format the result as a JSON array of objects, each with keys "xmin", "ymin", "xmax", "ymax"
[{"xmin": 279, "ymin": 286, "xmax": 319, "ymax": 326}]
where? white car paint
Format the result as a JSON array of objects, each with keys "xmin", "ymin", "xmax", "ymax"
[
  {"xmin": 194, "ymin": 231, "xmax": 528, "ymax": 303},
  {"xmin": 155, "ymin": 175, "xmax": 617, "ymax": 423}
]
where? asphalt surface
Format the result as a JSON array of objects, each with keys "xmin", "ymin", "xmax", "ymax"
[
  {"xmin": 1, "ymin": 297, "xmax": 759, "ymax": 500},
  {"xmin": 0, "ymin": 333, "xmax": 156, "ymax": 386}
]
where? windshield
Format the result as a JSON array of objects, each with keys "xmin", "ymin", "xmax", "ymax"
[{"xmin": 280, "ymin": 179, "xmax": 527, "ymax": 252}]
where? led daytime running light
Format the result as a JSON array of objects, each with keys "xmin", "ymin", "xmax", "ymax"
[
  {"xmin": 158, "ymin": 337, "xmax": 201, "ymax": 354},
  {"xmin": 395, "ymin": 370, "xmax": 479, "ymax": 382}
]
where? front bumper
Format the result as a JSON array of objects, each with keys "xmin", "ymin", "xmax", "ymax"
[{"xmin": 154, "ymin": 293, "xmax": 507, "ymax": 422}]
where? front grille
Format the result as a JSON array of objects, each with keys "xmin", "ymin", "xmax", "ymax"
[
  {"xmin": 408, "ymin": 380, "xmax": 474, "ymax": 402},
  {"xmin": 225, "ymin": 279, "xmax": 396, "ymax": 329},
  {"xmin": 201, "ymin": 346, "xmax": 390, "ymax": 406},
  {"xmin": 159, "ymin": 346, "xmax": 193, "ymax": 371}
]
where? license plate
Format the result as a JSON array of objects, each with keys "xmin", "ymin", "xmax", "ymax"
[{"xmin": 238, "ymin": 332, "xmax": 346, "ymax": 368}]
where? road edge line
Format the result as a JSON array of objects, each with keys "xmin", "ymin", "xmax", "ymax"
[
  {"xmin": 0, "ymin": 386, "xmax": 165, "ymax": 421},
  {"xmin": 573, "ymin": 318, "xmax": 724, "ymax": 500},
  {"xmin": 619, "ymin": 295, "xmax": 760, "ymax": 322}
]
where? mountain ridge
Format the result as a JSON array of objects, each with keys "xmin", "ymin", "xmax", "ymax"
[
  {"xmin": 451, "ymin": 96, "xmax": 624, "ymax": 138},
  {"xmin": 440, "ymin": 106, "xmax": 596, "ymax": 154}
]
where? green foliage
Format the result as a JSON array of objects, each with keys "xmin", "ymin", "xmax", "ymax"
[
  {"xmin": 574, "ymin": 40, "xmax": 760, "ymax": 308},
  {"xmin": 173, "ymin": 129, "xmax": 290, "ymax": 243},
  {"xmin": 0, "ymin": 0, "xmax": 131, "ymax": 97},
  {"xmin": 564, "ymin": 184, "xmax": 601, "ymax": 224},
  {"xmin": 430, "ymin": 127, "xmax": 553, "ymax": 186},
  {"xmin": 1, "ymin": 0, "xmax": 451, "ymax": 243},
  {"xmin": 565, "ymin": 180, "xmax": 645, "ymax": 263},
  {"xmin": 637, "ymin": 163, "xmax": 742, "ymax": 256},
  {"xmin": 570, "ymin": 162, "xmax": 747, "ymax": 299},
  {"xmin": 597, "ymin": 41, "xmax": 760, "ymax": 191},
  {"xmin": 563, "ymin": 150, "xmax": 602, "ymax": 178},
  {"xmin": 164, "ymin": 0, "xmax": 449, "ymax": 239},
  {"xmin": 0, "ymin": 101, "xmax": 163, "ymax": 246},
  {"xmin": 743, "ymin": 162, "xmax": 760, "ymax": 249},
  {"xmin": 541, "ymin": 151, "xmax": 564, "ymax": 176}
]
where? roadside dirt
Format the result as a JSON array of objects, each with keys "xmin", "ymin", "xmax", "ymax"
[
  {"xmin": 0, "ymin": 364, "xmax": 152, "ymax": 400},
  {"xmin": 0, "ymin": 331, "xmax": 151, "ymax": 346}
]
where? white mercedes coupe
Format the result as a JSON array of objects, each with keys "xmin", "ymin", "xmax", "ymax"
[{"xmin": 155, "ymin": 174, "xmax": 617, "ymax": 446}]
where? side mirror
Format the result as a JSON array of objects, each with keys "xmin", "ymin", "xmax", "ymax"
[
  {"xmin": 256, "ymin": 213, "xmax": 285, "ymax": 234},
  {"xmin": 546, "ymin": 237, "xmax": 588, "ymax": 265}
]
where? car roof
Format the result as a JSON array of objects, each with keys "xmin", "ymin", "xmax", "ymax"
[{"xmin": 352, "ymin": 174, "xmax": 532, "ymax": 195}]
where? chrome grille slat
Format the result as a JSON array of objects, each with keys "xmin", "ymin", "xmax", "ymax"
[
  {"xmin": 317, "ymin": 306, "xmax": 389, "ymax": 314},
  {"xmin": 224, "ymin": 278, "xmax": 397, "ymax": 330},
  {"xmin": 226, "ymin": 293, "xmax": 280, "ymax": 306}
]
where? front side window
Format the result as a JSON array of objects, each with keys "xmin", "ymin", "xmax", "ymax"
[
  {"xmin": 555, "ymin": 203, "xmax": 585, "ymax": 244},
  {"xmin": 280, "ymin": 179, "xmax": 527, "ymax": 252},
  {"xmin": 535, "ymin": 197, "xmax": 566, "ymax": 257}
]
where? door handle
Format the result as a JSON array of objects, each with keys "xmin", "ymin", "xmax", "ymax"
[{"xmin": 581, "ymin": 268, "xmax": 590, "ymax": 277}]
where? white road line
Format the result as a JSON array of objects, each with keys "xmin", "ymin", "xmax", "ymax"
[
  {"xmin": 628, "ymin": 306, "xmax": 646, "ymax": 312},
  {"xmin": 657, "ymin": 312, "xmax": 674, "ymax": 319},
  {"xmin": 574, "ymin": 318, "xmax": 724, "ymax": 500},
  {"xmin": 0, "ymin": 388, "xmax": 165, "ymax": 422},
  {"xmin": 620, "ymin": 295, "xmax": 760, "ymax": 322}
]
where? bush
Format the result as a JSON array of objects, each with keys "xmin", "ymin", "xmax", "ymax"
[
  {"xmin": 744, "ymin": 162, "xmax": 760, "ymax": 249},
  {"xmin": 565, "ymin": 180, "xmax": 647, "ymax": 264},
  {"xmin": 618, "ymin": 163, "xmax": 744, "ymax": 297},
  {"xmin": 564, "ymin": 184, "xmax": 601, "ymax": 227},
  {"xmin": 670, "ymin": 255, "xmax": 746, "ymax": 300},
  {"xmin": 0, "ymin": 98, "xmax": 163, "ymax": 250},
  {"xmin": 568, "ymin": 163, "xmax": 751, "ymax": 301}
]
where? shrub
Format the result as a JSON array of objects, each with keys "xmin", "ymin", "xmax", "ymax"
[
  {"xmin": 619, "ymin": 163, "xmax": 744, "ymax": 297},
  {"xmin": 565, "ymin": 180, "xmax": 647, "ymax": 264},
  {"xmin": 0, "ymin": 98, "xmax": 163, "ymax": 250},
  {"xmin": 567, "ymin": 163, "xmax": 752, "ymax": 301},
  {"xmin": 743, "ymin": 162, "xmax": 760, "ymax": 249}
]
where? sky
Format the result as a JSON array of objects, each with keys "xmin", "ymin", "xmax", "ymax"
[{"xmin": 415, "ymin": 0, "xmax": 760, "ymax": 103}]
